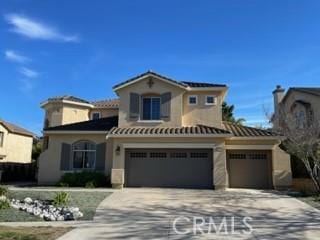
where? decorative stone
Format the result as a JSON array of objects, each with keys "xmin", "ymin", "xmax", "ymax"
[{"xmin": 24, "ymin": 197, "xmax": 33, "ymax": 204}]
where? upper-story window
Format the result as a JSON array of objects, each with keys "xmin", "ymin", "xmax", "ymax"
[
  {"xmin": 72, "ymin": 140, "xmax": 96, "ymax": 169},
  {"xmin": 142, "ymin": 97, "xmax": 161, "ymax": 120},
  {"xmin": 91, "ymin": 112, "xmax": 100, "ymax": 120},
  {"xmin": 0, "ymin": 131, "xmax": 4, "ymax": 147},
  {"xmin": 205, "ymin": 95, "xmax": 216, "ymax": 105},
  {"xmin": 188, "ymin": 95, "xmax": 197, "ymax": 105}
]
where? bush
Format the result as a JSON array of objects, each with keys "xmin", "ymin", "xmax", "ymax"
[
  {"xmin": 85, "ymin": 181, "xmax": 96, "ymax": 188},
  {"xmin": 0, "ymin": 196, "xmax": 10, "ymax": 209},
  {"xmin": 59, "ymin": 171, "xmax": 106, "ymax": 187},
  {"xmin": 54, "ymin": 191, "xmax": 69, "ymax": 206},
  {"xmin": 0, "ymin": 185, "xmax": 8, "ymax": 196}
]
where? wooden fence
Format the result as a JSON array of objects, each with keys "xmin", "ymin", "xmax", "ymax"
[{"xmin": 0, "ymin": 162, "xmax": 37, "ymax": 182}]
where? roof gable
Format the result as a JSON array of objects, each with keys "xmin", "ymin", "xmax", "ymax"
[
  {"xmin": 113, "ymin": 71, "xmax": 187, "ymax": 91},
  {"xmin": 0, "ymin": 120, "xmax": 35, "ymax": 137}
]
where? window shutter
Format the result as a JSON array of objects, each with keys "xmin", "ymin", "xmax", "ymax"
[
  {"xmin": 95, "ymin": 142, "xmax": 106, "ymax": 171},
  {"xmin": 161, "ymin": 92, "xmax": 171, "ymax": 121},
  {"xmin": 60, "ymin": 143, "xmax": 71, "ymax": 171},
  {"xmin": 129, "ymin": 93, "xmax": 140, "ymax": 120}
]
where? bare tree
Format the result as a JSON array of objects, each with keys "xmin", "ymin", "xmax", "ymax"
[{"xmin": 273, "ymin": 106, "xmax": 320, "ymax": 192}]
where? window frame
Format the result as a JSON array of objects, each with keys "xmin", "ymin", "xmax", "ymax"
[
  {"xmin": 0, "ymin": 131, "xmax": 4, "ymax": 147},
  {"xmin": 72, "ymin": 140, "xmax": 96, "ymax": 170},
  {"xmin": 188, "ymin": 95, "xmax": 198, "ymax": 106},
  {"xmin": 91, "ymin": 112, "xmax": 101, "ymax": 120},
  {"xmin": 205, "ymin": 95, "xmax": 216, "ymax": 105},
  {"xmin": 141, "ymin": 96, "xmax": 161, "ymax": 120}
]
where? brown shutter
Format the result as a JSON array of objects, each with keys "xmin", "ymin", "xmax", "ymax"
[
  {"xmin": 129, "ymin": 92, "xmax": 140, "ymax": 120},
  {"xmin": 161, "ymin": 92, "xmax": 171, "ymax": 121},
  {"xmin": 95, "ymin": 143, "xmax": 106, "ymax": 171},
  {"xmin": 60, "ymin": 143, "xmax": 71, "ymax": 170}
]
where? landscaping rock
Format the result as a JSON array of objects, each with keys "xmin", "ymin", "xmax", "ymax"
[{"xmin": 9, "ymin": 198, "xmax": 83, "ymax": 221}]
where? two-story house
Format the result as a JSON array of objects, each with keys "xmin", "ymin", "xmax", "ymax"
[
  {"xmin": 0, "ymin": 119, "xmax": 34, "ymax": 163},
  {"xmin": 38, "ymin": 71, "xmax": 291, "ymax": 189},
  {"xmin": 272, "ymin": 85, "xmax": 320, "ymax": 130}
]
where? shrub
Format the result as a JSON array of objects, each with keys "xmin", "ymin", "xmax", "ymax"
[
  {"xmin": 54, "ymin": 191, "xmax": 69, "ymax": 206},
  {"xmin": 0, "ymin": 185, "xmax": 8, "ymax": 196},
  {"xmin": 58, "ymin": 182, "xmax": 69, "ymax": 187},
  {"xmin": 85, "ymin": 181, "xmax": 96, "ymax": 188},
  {"xmin": 0, "ymin": 196, "xmax": 10, "ymax": 209},
  {"xmin": 59, "ymin": 171, "xmax": 106, "ymax": 187}
]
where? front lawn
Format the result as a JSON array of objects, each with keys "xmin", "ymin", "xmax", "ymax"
[
  {"xmin": 0, "ymin": 190, "xmax": 111, "ymax": 222},
  {"xmin": 0, "ymin": 226, "xmax": 71, "ymax": 240},
  {"xmin": 296, "ymin": 194, "xmax": 320, "ymax": 210}
]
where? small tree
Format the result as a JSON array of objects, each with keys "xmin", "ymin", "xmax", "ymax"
[
  {"xmin": 275, "ymin": 107, "xmax": 320, "ymax": 192},
  {"xmin": 222, "ymin": 102, "xmax": 246, "ymax": 125}
]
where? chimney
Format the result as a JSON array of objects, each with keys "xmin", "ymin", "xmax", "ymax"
[{"xmin": 272, "ymin": 85, "xmax": 285, "ymax": 128}]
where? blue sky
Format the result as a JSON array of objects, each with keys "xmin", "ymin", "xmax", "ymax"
[{"xmin": 1, "ymin": 0, "xmax": 320, "ymax": 135}]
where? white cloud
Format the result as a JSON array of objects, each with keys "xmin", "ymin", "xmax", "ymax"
[
  {"xmin": 19, "ymin": 67, "xmax": 39, "ymax": 78},
  {"xmin": 19, "ymin": 78, "xmax": 34, "ymax": 94},
  {"xmin": 4, "ymin": 13, "xmax": 79, "ymax": 42},
  {"xmin": 5, "ymin": 50, "xmax": 30, "ymax": 63}
]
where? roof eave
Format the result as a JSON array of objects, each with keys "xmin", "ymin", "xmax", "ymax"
[
  {"xmin": 186, "ymin": 86, "xmax": 228, "ymax": 92},
  {"xmin": 40, "ymin": 99, "xmax": 94, "ymax": 108},
  {"xmin": 107, "ymin": 133, "xmax": 232, "ymax": 138},
  {"xmin": 43, "ymin": 130, "xmax": 108, "ymax": 135},
  {"xmin": 113, "ymin": 73, "xmax": 187, "ymax": 92}
]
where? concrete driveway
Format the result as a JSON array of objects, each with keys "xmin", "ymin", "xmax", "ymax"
[{"xmin": 58, "ymin": 188, "xmax": 320, "ymax": 239}]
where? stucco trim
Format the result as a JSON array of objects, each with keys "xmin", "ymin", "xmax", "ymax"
[
  {"xmin": 113, "ymin": 73, "xmax": 187, "ymax": 91},
  {"xmin": 228, "ymin": 136, "xmax": 282, "ymax": 141},
  {"xmin": 40, "ymin": 100, "xmax": 94, "ymax": 108},
  {"xmin": 122, "ymin": 143, "xmax": 216, "ymax": 149},
  {"xmin": 225, "ymin": 145, "xmax": 276, "ymax": 150},
  {"xmin": 43, "ymin": 131, "xmax": 108, "ymax": 135}
]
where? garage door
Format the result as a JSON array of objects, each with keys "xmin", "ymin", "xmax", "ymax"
[
  {"xmin": 125, "ymin": 149, "xmax": 213, "ymax": 189},
  {"xmin": 227, "ymin": 150, "xmax": 272, "ymax": 189}
]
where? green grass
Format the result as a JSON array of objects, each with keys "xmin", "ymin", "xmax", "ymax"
[
  {"xmin": 296, "ymin": 194, "xmax": 320, "ymax": 210},
  {"xmin": 0, "ymin": 191, "xmax": 111, "ymax": 222},
  {"xmin": 0, "ymin": 226, "xmax": 71, "ymax": 240}
]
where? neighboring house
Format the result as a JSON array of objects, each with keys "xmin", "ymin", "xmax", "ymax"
[
  {"xmin": 39, "ymin": 71, "xmax": 292, "ymax": 190},
  {"xmin": 0, "ymin": 119, "xmax": 34, "ymax": 163},
  {"xmin": 272, "ymin": 85, "xmax": 320, "ymax": 130}
]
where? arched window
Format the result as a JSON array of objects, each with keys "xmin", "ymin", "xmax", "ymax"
[{"xmin": 72, "ymin": 140, "xmax": 96, "ymax": 169}]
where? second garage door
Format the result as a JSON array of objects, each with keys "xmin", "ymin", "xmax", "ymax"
[
  {"xmin": 125, "ymin": 149, "xmax": 213, "ymax": 189},
  {"xmin": 227, "ymin": 150, "xmax": 272, "ymax": 189}
]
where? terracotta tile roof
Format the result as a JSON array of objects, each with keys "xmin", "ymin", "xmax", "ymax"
[
  {"xmin": 113, "ymin": 70, "xmax": 225, "ymax": 90},
  {"xmin": 0, "ymin": 119, "xmax": 35, "ymax": 137},
  {"xmin": 44, "ymin": 116, "xmax": 118, "ymax": 132},
  {"xmin": 223, "ymin": 122, "xmax": 277, "ymax": 137},
  {"xmin": 47, "ymin": 95, "xmax": 90, "ymax": 104},
  {"xmin": 181, "ymin": 81, "xmax": 226, "ymax": 88},
  {"xmin": 91, "ymin": 98, "xmax": 119, "ymax": 108},
  {"xmin": 108, "ymin": 125, "xmax": 231, "ymax": 136}
]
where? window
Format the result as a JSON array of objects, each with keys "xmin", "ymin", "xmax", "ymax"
[
  {"xmin": 0, "ymin": 132, "xmax": 4, "ymax": 147},
  {"xmin": 43, "ymin": 136, "xmax": 49, "ymax": 150},
  {"xmin": 188, "ymin": 95, "xmax": 197, "ymax": 105},
  {"xmin": 150, "ymin": 152, "xmax": 167, "ymax": 158},
  {"xmin": 190, "ymin": 152, "xmax": 208, "ymax": 158},
  {"xmin": 205, "ymin": 95, "xmax": 216, "ymax": 105},
  {"xmin": 296, "ymin": 110, "xmax": 306, "ymax": 128},
  {"xmin": 170, "ymin": 152, "xmax": 188, "ymax": 158},
  {"xmin": 130, "ymin": 152, "xmax": 147, "ymax": 158},
  {"xmin": 91, "ymin": 112, "xmax": 100, "ymax": 120},
  {"xmin": 72, "ymin": 140, "xmax": 96, "ymax": 169},
  {"xmin": 142, "ymin": 97, "xmax": 161, "ymax": 120}
]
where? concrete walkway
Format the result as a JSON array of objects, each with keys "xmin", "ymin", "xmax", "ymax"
[{"xmin": 56, "ymin": 188, "xmax": 320, "ymax": 239}]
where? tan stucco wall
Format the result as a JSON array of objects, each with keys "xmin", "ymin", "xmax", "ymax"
[
  {"xmin": 110, "ymin": 137, "xmax": 227, "ymax": 188},
  {"xmin": 182, "ymin": 91, "xmax": 224, "ymax": 128},
  {"xmin": 116, "ymin": 77, "xmax": 185, "ymax": 128},
  {"xmin": 272, "ymin": 145, "xmax": 292, "ymax": 188},
  {"xmin": 38, "ymin": 134, "xmax": 111, "ymax": 184},
  {"xmin": 43, "ymin": 103, "xmax": 90, "ymax": 128},
  {"xmin": 0, "ymin": 124, "xmax": 32, "ymax": 163},
  {"xmin": 90, "ymin": 109, "xmax": 118, "ymax": 119}
]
